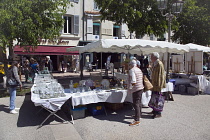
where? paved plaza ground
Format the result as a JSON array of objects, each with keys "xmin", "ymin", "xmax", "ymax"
[{"xmin": 0, "ymin": 71, "xmax": 210, "ymax": 140}]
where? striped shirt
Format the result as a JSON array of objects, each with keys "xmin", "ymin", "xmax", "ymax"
[{"xmin": 128, "ymin": 66, "xmax": 144, "ymax": 94}]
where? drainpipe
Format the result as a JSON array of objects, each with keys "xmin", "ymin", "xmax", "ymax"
[{"xmin": 83, "ymin": 0, "xmax": 85, "ymax": 41}]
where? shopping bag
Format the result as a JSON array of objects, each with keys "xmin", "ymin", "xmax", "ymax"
[
  {"xmin": 148, "ymin": 92, "xmax": 165, "ymax": 112},
  {"xmin": 143, "ymin": 75, "xmax": 153, "ymax": 92},
  {"xmin": 8, "ymin": 78, "xmax": 19, "ymax": 86},
  {"xmin": 28, "ymin": 77, "xmax": 33, "ymax": 82}
]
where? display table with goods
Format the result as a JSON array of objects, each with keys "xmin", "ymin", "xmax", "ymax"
[
  {"xmin": 65, "ymin": 79, "xmax": 174, "ymax": 109},
  {"xmin": 31, "ymin": 73, "xmax": 73, "ymax": 128},
  {"xmin": 171, "ymin": 73, "xmax": 210, "ymax": 95}
]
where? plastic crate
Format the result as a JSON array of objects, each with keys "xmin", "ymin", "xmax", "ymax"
[
  {"xmin": 187, "ymin": 86, "xmax": 198, "ymax": 95},
  {"xmin": 72, "ymin": 106, "xmax": 87, "ymax": 119},
  {"xmin": 87, "ymin": 103, "xmax": 105, "ymax": 116},
  {"xmin": 179, "ymin": 85, "xmax": 186, "ymax": 93}
]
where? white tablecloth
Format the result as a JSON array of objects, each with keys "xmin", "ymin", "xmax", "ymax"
[
  {"xmin": 66, "ymin": 82, "xmax": 173, "ymax": 108},
  {"xmin": 31, "ymin": 85, "xmax": 72, "ymax": 111},
  {"xmin": 65, "ymin": 89, "xmax": 128, "ymax": 108}
]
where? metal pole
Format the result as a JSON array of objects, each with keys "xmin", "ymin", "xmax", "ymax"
[
  {"xmin": 166, "ymin": 12, "xmax": 172, "ymax": 82},
  {"xmin": 101, "ymin": 52, "xmax": 102, "ymax": 72}
]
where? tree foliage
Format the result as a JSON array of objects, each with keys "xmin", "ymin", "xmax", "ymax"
[
  {"xmin": 95, "ymin": 0, "xmax": 210, "ymax": 45},
  {"xmin": 172, "ymin": 0, "xmax": 210, "ymax": 46},
  {"xmin": 0, "ymin": 0, "xmax": 70, "ymax": 51},
  {"xmin": 94, "ymin": 0, "xmax": 168, "ymax": 37},
  {"xmin": 0, "ymin": 0, "xmax": 70, "ymax": 75}
]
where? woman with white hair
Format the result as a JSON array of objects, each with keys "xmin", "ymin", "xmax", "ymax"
[
  {"xmin": 127, "ymin": 60, "xmax": 144, "ymax": 126},
  {"xmin": 148, "ymin": 52, "xmax": 166, "ymax": 118},
  {"xmin": 45, "ymin": 56, "xmax": 53, "ymax": 72}
]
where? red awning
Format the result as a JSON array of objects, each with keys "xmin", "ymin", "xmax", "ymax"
[{"xmin": 14, "ymin": 45, "xmax": 79, "ymax": 55}]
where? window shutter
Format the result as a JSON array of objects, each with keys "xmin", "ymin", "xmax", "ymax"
[
  {"xmin": 87, "ymin": 18, "xmax": 93, "ymax": 33},
  {"xmin": 69, "ymin": 0, "xmax": 74, "ymax": 2},
  {"xmin": 74, "ymin": 15, "xmax": 79, "ymax": 34}
]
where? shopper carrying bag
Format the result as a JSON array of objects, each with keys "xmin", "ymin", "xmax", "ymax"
[{"xmin": 6, "ymin": 61, "xmax": 22, "ymax": 114}]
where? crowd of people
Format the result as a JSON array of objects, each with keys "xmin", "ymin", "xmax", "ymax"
[{"xmin": 22, "ymin": 56, "xmax": 53, "ymax": 83}]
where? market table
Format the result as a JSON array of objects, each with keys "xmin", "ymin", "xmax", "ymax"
[
  {"xmin": 31, "ymin": 84, "xmax": 73, "ymax": 128},
  {"xmin": 65, "ymin": 82, "xmax": 174, "ymax": 108},
  {"xmin": 31, "ymin": 73, "xmax": 73, "ymax": 128},
  {"xmin": 64, "ymin": 89, "xmax": 129, "ymax": 108}
]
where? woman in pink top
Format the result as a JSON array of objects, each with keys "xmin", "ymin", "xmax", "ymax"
[{"xmin": 127, "ymin": 60, "xmax": 144, "ymax": 126}]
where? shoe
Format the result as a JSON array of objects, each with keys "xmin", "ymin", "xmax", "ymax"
[
  {"xmin": 152, "ymin": 114, "xmax": 162, "ymax": 119},
  {"xmin": 147, "ymin": 111, "xmax": 154, "ymax": 114},
  {"xmin": 129, "ymin": 121, "xmax": 140, "ymax": 126},
  {"xmin": 15, "ymin": 108, "xmax": 20, "ymax": 110},
  {"xmin": 10, "ymin": 110, "xmax": 18, "ymax": 114}
]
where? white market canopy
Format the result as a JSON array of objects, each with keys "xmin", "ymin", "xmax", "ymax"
[
  {"xmin": 78, "ymin": 39, "xmax": 190, "ymax": 55},
  {"xmin": 186, "ymin": 43, "xmax": 210, "ymax": 52},
  {"xmin": 66, "ymin": 46, "xmax": 85, "ymax": 52}
]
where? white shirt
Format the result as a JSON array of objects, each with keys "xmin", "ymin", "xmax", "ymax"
[{"xmin": 129, "ymin": 68, "xmax": 136, "ymax": 84}]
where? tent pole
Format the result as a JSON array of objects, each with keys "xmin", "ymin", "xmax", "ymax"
[
  {"xmin": 101, "ymin": 52, "xmax": 102, "ymax": 72},
  {"xmin": 80, "ymin": 53, "xmax": 84, "ymax": 80}
]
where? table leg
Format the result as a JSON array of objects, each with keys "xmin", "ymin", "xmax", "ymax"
[
  {"xmin": 37, "ymin": 111, "xmax": 56, "ymax": 129},
  {"xmin": 37, "ymin": 107, "xmax": 69, "ymax": 129},
  {"xmin": 169, "ymin": 92, "xmax": 174, "ymax": 101}
]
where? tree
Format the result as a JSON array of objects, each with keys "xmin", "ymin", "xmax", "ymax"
[
  {"xmin": 94, "ymin": 0, "xmax": 168, "ymax": 38},
  {"xmin": 0, "ymin": 0, "xmax": 70, "ymax": 73},
  {"xmin": 172, "ymin": 0, "xmax": 210, "ymax": 45}
]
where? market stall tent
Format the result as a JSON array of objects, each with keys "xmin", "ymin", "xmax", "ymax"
[
  {"xmin": 184, "ymin": 43, "xmax": 210, "ymax": 74},
  {"xmin": 66, "ymin": 39, "xmax": 190, "ymax": 79},
  {"xmin": 186, "ymin": 43, "xmax": 210, "ymax": 52},
  {"xmin": 79, "ymin": 39, "xmax": 190, "ymax": 55}
]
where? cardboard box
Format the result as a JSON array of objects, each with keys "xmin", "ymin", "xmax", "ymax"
[{"xmin": 105, "ymin": 103, "xmax": 124, "ymax": 111}]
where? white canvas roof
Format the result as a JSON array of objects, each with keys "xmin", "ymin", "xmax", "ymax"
[
  {"xmin": 79, "ymin": 39, "xmax": 189, "ymax": 54},
  {"xmin": 186, "ymin": 43, "xmax": 210, "ymax": 52}
]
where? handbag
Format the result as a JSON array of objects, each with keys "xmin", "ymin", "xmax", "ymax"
[
  {"xmin": 8, "ymin": 78, "xmax": 19, "ymax": 86},
  {"xmin": 7, "ymin": 68, "xmax": 19, "ymax": 86},
  {"xmin": 143, "ymin": 75, "xmax": 153, "ymax": 91}
]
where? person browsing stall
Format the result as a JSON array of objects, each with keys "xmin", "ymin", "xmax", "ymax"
[
  {"xmin": 127, "ymin": 60, "xmax": 144, "ymax": 126},
  {"xmin": 148, "ymin": 52, "xmax": 166, "ymax": 118}
]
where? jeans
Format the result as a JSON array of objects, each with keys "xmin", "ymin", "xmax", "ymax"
[
  {"xmin": 24, "ymin": 70, "xmax": 29, "ymax": 82},
  {"xmin": 132, "ymin": 89, "xmax": 143, "ymax": 121},
  {"xmin": 9, "ymin": 87, "xmax": 17, "ymax": 110}
]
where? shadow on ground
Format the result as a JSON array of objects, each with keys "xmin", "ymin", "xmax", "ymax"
[
  {"xmin": 88, "ymin": 103, "xmax": 152, "ymax": 124},
  {"xmin": 17, "ymin": 93, "xmax": 71, "ymax": 128},
  {"xmin": 0, "ymin": 104, "xmax": 10, "ymax": 113}
]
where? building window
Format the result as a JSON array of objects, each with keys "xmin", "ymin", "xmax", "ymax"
[
  {"xmin": 70, "ymin": 0, "xmax": 79, "ymax": 3},
  {"xmin": 63, "ymin": 15, "xmax": 79, "ymax": 34},
  {"xmin": 150, "ymin": 34, "xmax": 154, "ymax": 40},
  {"xmin": 94, "ymin": 2, "xmax": 100, "ymax": 11},
  {"xmin": 64, "ymin": 16, "xmax": 72, "ymax": 34},
  {"xmin": 93, "ymin": 23, "xmax": 100, "ymax": 35},
  {"xmin": 113, "ymin": 25, "xmax": 120, "ymax": 38}
]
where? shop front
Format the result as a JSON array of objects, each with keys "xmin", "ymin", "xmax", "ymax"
[{"xmin": 14, "ymin": 45, "xmax": 79, "ymax": 72}]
